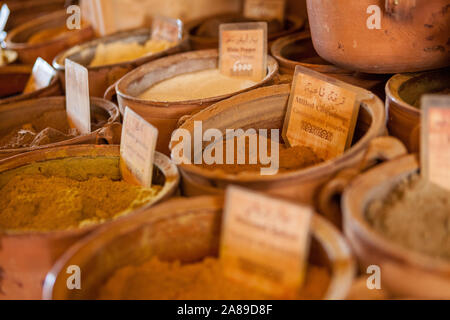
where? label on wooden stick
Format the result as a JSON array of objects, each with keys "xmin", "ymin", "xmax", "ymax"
[
  {"xmin": 151, "ymin": 15, "xmax": 183, "ymax": 43},
  {"xmin": 65, "ymin": 59, "xmax": 91, "ymax": 135},
  {"xmin": 0, "ymin": 3, "xmax": 9, "ymax": 41},
  {"xmin": 282, "ymin": 65, "xmax": 360, "ymax": 161},
  {"xmin": 244, "ymin": 0, "xmax": 286, "ymax": 23},
  {"xmin": 421, "ymin": 95, "xmax": 450, "ymax": 191},
  {"xmin": 23, "ymin": 58, "xmax": 56, "ymax": 94},
  {"xmin": 120, "ymin": 107, "xmax": 158, "ymax": 188},
  {"xmin": 220, "ymin": 186, "xmax": 312, "ymax": 297},
  {"xmin": 219, "ymin": 22, "xmax": 267, "ymax": 82}
]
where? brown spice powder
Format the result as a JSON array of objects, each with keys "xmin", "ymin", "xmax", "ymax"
[
  {"xmin": 196, "ymin": 134, "xmax": 322, "ymax": 174},
  {"xmin": 366, "ymin": 174, "xmax": 450, "ymax": 260}
]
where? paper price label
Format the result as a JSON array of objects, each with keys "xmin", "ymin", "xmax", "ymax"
[
  {"xmin": 65, "ymin": 59, "xmax": 91, "ymax": 135},
  {"xmin": 221, "ymin": 186, "xmax": 312, "ymax": 297},
  {"xmin": 282, "ymin": 65, "xmax": 360, "ymax": 161},
  {"xmin": 219, "ymin": 22, "xmax": 267, "ymax": 82},
  {"xmin": 120, "ymin": 107, "xmax": 158, "ymax": 188},
  {"xmin": 151, "ymin": 15, "xmax": 183, "ymax": 43},
  {"xmin": 23, "ymin": 58, "xmax": 56, "ymax": 94},
  {"xmin": 421, "ymin": 95, "xmax": 450, "ymax": 191},
  {"xmin": 244, "ymin": 0, "xmax": 286, "ymax": 23},
  {"xmin": 0, "ymin": 4, "xmax": 10, "ymax": 32}
]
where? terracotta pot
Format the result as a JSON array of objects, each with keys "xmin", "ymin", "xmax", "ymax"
[
  {"xmin": 306, "ymin": 0, "xmax": 450, "ymax": 73},
  {"xmin": 342, "ymin": 154, "xmax": 450, "ymax": 299},
  {"xmin": 186, "ymin": 13, "xmax": 305, "ymax": 50},
  {"xmin": 170, "ymin": 84, "xmax": 388, "ymax": 207},
  {"xmin": 317, "ymin": 136, "xmax": 407, "ymax": 228},
  {"xmin": 0, "ymin": 144, "xmax": 179, "ymax": 300},
  {"xmin": 0, "ymin": 49, "xmax": 18, "ymax": 66},
  {"xmin": 0, "ymin": 65, "xmax": 61, "ymax": 106},
  {"xmin": 5, "ymin": 10, "xmax": 95, "ymax": 64},
  {"xmin": 113, "ymin": 49, "xmax": 279, "ymax": 155},
  {"xmin": 42, "ymin": 196, "xmax": 355, "ymax": 300},
  {"xmin": 385, "ymin": 68, "xmax": 450, "ymax": 152},
  {"xmin": 0, "ymin": 96, "xmax": 120, "ymax": 160},
  {"xmin": 271, "ymin": 31, "xmax": 391, "ymax": 99},
  {"xmin": 53, "ymin": 28, "xmax": 190, "ymax": 98},
  {"xmin": 2, "ymin": 0, "xmax": 66, "ymax": 32}
]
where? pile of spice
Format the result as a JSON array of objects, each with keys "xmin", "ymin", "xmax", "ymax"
[
  {"xmin": 0, "ymin": 110, "xmax": 107, "ymax": 150},
  {"xmin": 27, "ymin": 26, "xmax": 70, "ymax": 44},
  {"xmin": 195, "ymin": 134, "xmax": 322, "ymax": 174},
  {"xmin": 89, "ymin": 39, "xmax": 175, "ymax": 67},
  {"xmin": 195, "ymin": 16, "xmax": 282, "ymax": 38},
  {"xmin": 99, "ymin": 257, "xmax": 330, "ymax": 300},
  {"xmin": 0, "ymin": 161, "xmax": 161, "ymax": 231},
  {"xmin": 366, "ymin": 174, "xmax": 450, "ymax": 260},
  {"xmin": 139, "ymin": 69, "xmax": 257, "ymax": 102}
]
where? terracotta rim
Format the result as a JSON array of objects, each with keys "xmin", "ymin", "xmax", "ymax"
[
  {"xmin": 271, "ymin": 31, "xmax": 353, "ymax": 75},
  {"xmin": 0, "ymin": 96, "xmax": 119, "ymax": 154},
  {"xmin": 42, "ymin": 196, "xmax": 355, "ymax": 300},
  {"xmin": 0, "ymin": 144, "xmax": 179, "ymax": 238},
  {"xmin": 5, "ymin": 10, "xmax": 93, "ymax": 50},
  {"xmin": 115, "ymin": 49, "xmax": 279, "ymax": 107},
  {"xmin": 174, "ymin": 84, "xmax": 385, "ymax": 183},
  {"xmin": 342, "ymin": 154, "xmax": 450, "ymax": 273},
  {"xmin": 52, "ymin": 28, "xmax": 190, "ymax": 71}
]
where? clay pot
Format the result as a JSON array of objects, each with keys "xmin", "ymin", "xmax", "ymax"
[
  {"xmin": 0, "ymin": 65, "xmax": 61, "ymax": 106},
  {"xmin": 0, "ymin": 96, "xmax": 120, "ymax": 160},
  {"xmin": 2, "ymin": 0, "xmax": 66, "ymax": 32},
  {"xmin": 271, "ymin": 32, "xmax": 391, "ymax": 99},
  {"xmin": 306, "ymin": 0, "xmax": 450, "ymax": 73},
  {"xmin": 5, "ymin": 10, "xmax": 95, "ymax": 64},
  {"xmin": 42, "ymin": 196, "xmax": 355, "ymax": 300},
  {"xmin": 53, "ymin": 28, "xmax": 190, "ymax": 98},
  {"xmin": 186, "ymin": 13, "xmax": 305, "ymax": 50},
  {"xmin": 112, "ymin": 49, "xmax": 279, "ymax": 155},
  {"xmin": 385, "ymin": 68, "xmax": 450, "ymax": 152},
  {"xmin": 0, "ymin": 144, "xmax": 179, "ymax": 300},
  {"xmin": 342, "ymin": 154, "xmax": 450, "ymax": 299},
  {"xmin": 170, "ymin": 84, "xmax": 388, "ymax": 207}
]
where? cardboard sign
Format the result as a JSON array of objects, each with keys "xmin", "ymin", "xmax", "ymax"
[
  {"xmin": 219, "ymin": 22, "xmax": 267, "ymax": 82},
  {"xmin": 120, "ymin": 107, "xmax": 158, "ymax": 188},
  {"xmin": 282, "ymin": 65, "xmax": 360, "ymax": 161},
  {"xmin": 151, "ymin": 15, "xmax": 183, "ymax": 43},
  {"xmin": 65, "ymin": 59, "xmax": 91, "ymax": 135},
  {"xmin": 221, "ymin": 186, "xmax": 312, "ymax": 297},
  {"xmin": 421, "ymin": 95, "xmax": 450, "ymax": 191},
  {"xmin": 23, "ymin": 58, "xmax": 56, "ymax": 94},
  {"xmin": 244, "ymin": 0, "xmax": 286, "ymax": 23}
]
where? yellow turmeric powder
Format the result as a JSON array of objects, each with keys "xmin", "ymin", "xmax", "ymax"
[
  {"xmin": 99, "ymin": 257, "xmax": 330, "ymax": 300},
  {"xmin": 0, "ymin": 157, "xmax": 162, "ymax": 232}
]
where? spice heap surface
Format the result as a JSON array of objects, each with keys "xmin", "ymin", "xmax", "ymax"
[
  {"xmin": 27, "ymin": 26, "xmax": 69, "ymax": 44},
  {"xmin": 0, "ymin": 158, "xmax": 161, "ymax": 231},
  {"xmin": 99, "ymin": 257, "xmax": 330, "ymax": 300},
  {"xmin": 366, "ymin": 174, "xmax": 450, "ymax": 260},
  {"xmin": 195, "ymin": 134, "xmax": 322, "ymax": 174},
  {"xmin": 89, "ymin": 39, "xmax": 174, "ymax": 67},
  {"xmin": 139, "ymin": 69, "xmax": 257, "ymax": 102}
]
